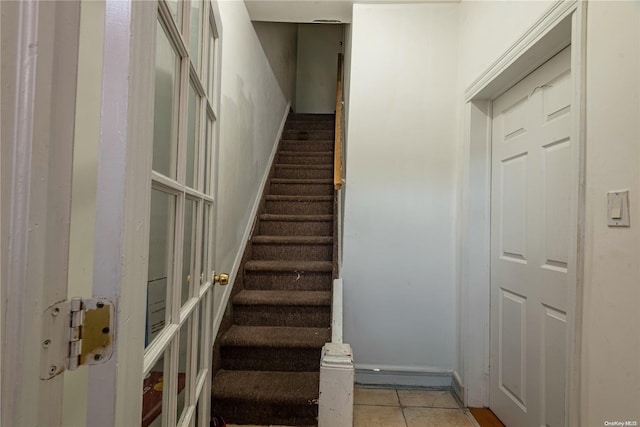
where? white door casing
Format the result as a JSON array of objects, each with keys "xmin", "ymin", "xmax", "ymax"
[
  {"xmin": 490, "ymin": 47, "xmax": 572, "ymax": 427},
  {"xmin": 1, "ymin": 1, "xmax": 81, "ymax": 425}
]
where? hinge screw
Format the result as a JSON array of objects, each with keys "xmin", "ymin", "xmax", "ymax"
[
  {"xmin": 52, "ymin": 307, "xmax": 60, "ymax": 316},
  {"xmin": 49, "ymin": 366, "xmax": 57, "ymax": 375},
  {"xmin": 94, "ymin": 354, "xmax": 102, "ymax": 361},
  {"xmin": 43, "ymin": 339, "xmax": 51, "ymax": 348},
  {"xmin": 96, "ymin": 302, "xmax": 104, "ymax": 309}
]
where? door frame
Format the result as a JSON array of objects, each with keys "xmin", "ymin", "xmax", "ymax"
[{"xmin": 459, "ymin": 1, "xmax": 586, "ymax": 426}]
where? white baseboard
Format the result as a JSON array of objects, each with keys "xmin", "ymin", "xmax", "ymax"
[
  {"xmin": 211, "ymin": 102, "xmax": 290, "ymax": 337},
  {"xmin": 355, "ymin": 364, "xmax": 453, "ymax": 389},
  {"xmin": 452, "ymin": 370, "xmax": 464, "ymax": 404}
]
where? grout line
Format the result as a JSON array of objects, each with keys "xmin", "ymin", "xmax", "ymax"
[{"xmin": 397, "ymin": 389, "xmax": 411, "ymax": 427}]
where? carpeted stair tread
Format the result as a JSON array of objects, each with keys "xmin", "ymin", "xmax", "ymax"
[
  {"xmin": 213, "ymin": 370, "xmax": 319, "ymax": 405},
  {"xmin": 221, "ymin": 325, "xmax": 330, "ymax": 348},
  {"xmin": 266, "ymin": 195, "xmax": 333, "ymax": 202},
  {"xmin": 279, "ymin": 151, "xmax": 333, "ymax": 156},
  {"xmin": 288, "ymin": 113, "xmax": 335, "ymax": 121},
  {"xmin": 275, "ymin": 164, "xmax": 333, "ymax": 170},
  {"xmin": 259, "ymin": 213, "xmax": 333, "ymax": 222},
  {"xmin": 271, "ymin": 178, "xmax": 333, "ymax": 185},
  {"xmin": 252, "ymin": 236, "xmax": 333, "ymax": 245},
  {"xmin": 234, "ymin": 290, "xmax": 331, "ymax": 306},
  {"xmin": 285, "ymin": 121, "xmax": 334, "ymax": 130},
  {"xmin": 245, "ymin": 260, "xmax": 332, "ymax": 272}
]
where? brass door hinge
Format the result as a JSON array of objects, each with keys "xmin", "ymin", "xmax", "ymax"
[{"xmin": 40, "ymin": 297, "xmax": 115, "ymax": 380}]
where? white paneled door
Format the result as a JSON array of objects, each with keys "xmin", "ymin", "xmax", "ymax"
[{"xmin": 490, "ymin": 47, "xmax": 573, "ymax": 427}]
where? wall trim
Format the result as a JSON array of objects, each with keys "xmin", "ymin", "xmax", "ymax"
[
  {"xmin": 355, "ymin": 364, "xmax": 452, "ymax": 389},
  {"xmin": 211, "ymin": 102, "xmax": 290, "ymax": 337},
  {"xmin": 452, "ymin": 370, "xmax": 464, "ymax": 403},
  {"xmin": 464, "ymin": 0, "xmax": 577, "ymax": 101}
]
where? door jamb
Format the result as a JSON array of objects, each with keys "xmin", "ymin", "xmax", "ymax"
[{"xmin": 459, "ymin": 2, "xmax": 586, "ymax": 426}]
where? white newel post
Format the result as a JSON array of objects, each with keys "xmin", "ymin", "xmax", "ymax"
[{"xmin": 318, "ymin": 343, "xmax": 354, "ymax": 427}]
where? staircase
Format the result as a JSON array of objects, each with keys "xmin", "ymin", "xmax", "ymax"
[{"xmin": 212, "ymin": 113, "xmax": 336, "ymax": 426}]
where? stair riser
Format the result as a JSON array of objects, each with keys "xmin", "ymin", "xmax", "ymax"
[
  {"xmin": 213, "ymin": 401, "xmax": 317, "ymax": 426},
  {"xmin": 283, "ymin": 130, "xmax": 334, "ymax": 140},
  {"xmin": 275, "ymin": 167, "xmax": 333, "ymax": 179},
  {"xmin": 270, "ymin": 183, "xmax": 333, "ymax": 196},
  {"xmin": 286, "ymin": 121, "xmax": 334, "ymax": 130},
  {"xmin": 259, "ymin": 220, "xmax": 333, "ymax": 236},
  {"xmin": 252, "ymin": 243, "xmax": 333, "ymax": 261},
  {"xmin": 281, "ymin": 141, "xmax": 333, "ymax": 152},
  {"xmin": 244, "ymin": 271, "xmax": 332, "ymax": 291},
  {"xmin": 221, "ymin": 347, "xmax": 323, "ymax": 371},
  {"xmin": 266, "ymin": 200, "xmax": 333, "ymax": 215},
  {"xmin": 278, "ymin": 154, "xmax": 332, "ymax": 165},
  {"xmin": 289, "ymin": 113, "xmax": 335, "ymax": 121},
  {"xmin": 234, "ymin": 305, "xmax": 331, "ymax": 327}
]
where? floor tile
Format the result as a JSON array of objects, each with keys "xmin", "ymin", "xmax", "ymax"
[
  {"xmin": 404, "ymin": 407, "xmax": 473, "ymax": 427},
  {"xmin": 354, "ymin": 387, "xmax": 400, "ymax": 406},
  {"xmin": 353, "ymin": 405, "xmax": 407, "ymax": 427},
  {"xmin": 397, "ymin": 389, "xmax": 459, "ymax": 408}
]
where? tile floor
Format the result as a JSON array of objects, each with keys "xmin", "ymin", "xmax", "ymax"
[
  {"xmin": 353, "ymin": 387, "xmax": 477, "ymax": 427},
  {"xmin": 228, "ymin": 386, "xmax": 478, "ymax": 427}
]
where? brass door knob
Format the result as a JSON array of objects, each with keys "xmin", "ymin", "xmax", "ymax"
[{"xmin": 213, "ymin": 272, "xmax": 229, "ymax": 286}]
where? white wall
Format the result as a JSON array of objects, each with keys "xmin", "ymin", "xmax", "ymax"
[
  {"xmin": 295, "ymin": 24, "xmax": 344, "ymax": 113},
  {"xmin": 342, "ymin": 3, "xmax": 459, "ymax": 379},
  {"xmin": 252, "ymin": 21, "xmax": 298, "ymax": 107},
  {"xmin": 581, "ymin": 2, "xmax": 640, "ymax": 423},
  {"xmin": 213, "ymin": 1, "xmax": 289, "ymax": 318}
]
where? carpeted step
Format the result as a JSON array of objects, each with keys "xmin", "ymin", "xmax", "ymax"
[
  {"xmin": 288, "ymin": 113, "xmax": 335, "ymax": 121},
  {"xmin": 283, "ymin": 129, "xmax": 334, "ymax": 140},
  {"xmin": 270, "ymin": 178, "xmax": 334, "ymax": 196},
  {"xmin": 244, "ymin": 260, "xmax": 332, "ymax": 291},
  {"xmin": 274, "ymin": 164, "xmax": 333, "ymax": 180},
  {"xmin": 220, "ymin": 325, "xmax": 329, "ymax": 371},
  {"xmin": 285, "ymin": 121, "xmax": 334, "ymax": 130},
  {"xmin": 252, "ymin": 235, "xmax": 333, "ymax": 261},
  {"xmin": 278, "ymin": 151, "xmax": 333, "ymax": 165},
  {"xmin": 258, "ymin": 214, "xmax": 333, "ymax": 236},
  {"xmin": 213, "ymin": 370, "xmax": 319, "ymax": 425},
  {"xmin": 266, "ymin": 195, "xmax": 333, "ymax": 215},
  {"xmin": 233, "ymin": 290, "xmax": 331, "ymax": 327},
  {"xmin": 281, "ymin": 140, "xmax": 333, "ymax": 152}
]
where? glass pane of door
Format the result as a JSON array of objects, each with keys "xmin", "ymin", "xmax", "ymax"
[
  {"xmin": 181, "ymin": 199, "xmax": 197, "ymax": 306},
  {"xmin": 147, "ymin": 190, "xmax": 176, "ymax": 347},
  {"xmin": 186, "ymin": 82, "xmax": 200, "ymax": 189},
  {"xmin": 142, "ymin": 353, "xmax": 167, "ymax": 427},
  {"xmin": 177, "ymin": 320, "xmax": 190, "ymax": 421},
  {"xmin": 153, "ymin": 20, "xmax": 180, "ymax": 179},
  {"xmin": 189, "ymin": 0, "xmax": 202, "ymax": 73}
]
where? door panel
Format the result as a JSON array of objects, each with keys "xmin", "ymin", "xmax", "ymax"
[{"xmin": 490, "ymin": 46, "xmax": 572, "ymax": 427}]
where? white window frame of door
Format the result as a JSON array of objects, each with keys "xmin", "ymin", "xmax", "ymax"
[
  {"xmin": 140, "ymin": 1, "xmax": 221, "ymax": 426},
  {"xmin": 86, "ymin": 1, "xmax": 224, "ymax": 426},
  {"xmin": 85, "ymin": 1, "xmax": 157, "ymax": 425},
  {"xmin": 458, "ymin": 1, "xmax": 586, "ymax": 425}
]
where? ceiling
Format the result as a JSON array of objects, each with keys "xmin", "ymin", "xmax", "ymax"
[{"xmin": 244, "ymin": 0, "xmax": 460, "ymax": 24}]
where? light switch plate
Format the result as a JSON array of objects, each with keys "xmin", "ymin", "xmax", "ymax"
[{"xmin": 607, "ymin": 190, "xmax": 630, "ymax": 227}]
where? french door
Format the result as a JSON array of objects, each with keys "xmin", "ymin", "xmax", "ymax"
[
  {"xmin": 142, "ymin": 1, "xmax": 220, "ymax": 426},
  {"xmin": 1, "ymin": 1, "xmax": 222, "ymax": 426}
]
